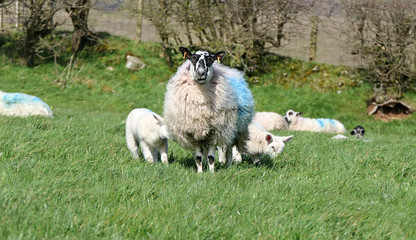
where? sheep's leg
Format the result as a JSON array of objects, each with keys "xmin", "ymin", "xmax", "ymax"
[
  {"xmin": 225, "ymin": 145, "xmax": 233, "ymax": 167},
  {"xmin": 158, "ymin": 140, "xmax": 169, "ymax": 165},
  {"xmin": 195, "ymin": 146, "xmax": 204, "ymax": 173},
  {"xmin": 140, "ymin": 141, "xmax": 154, "ymax": 163},
  {"xmin": 126, "ymin": 131, "xmax": 140, "ymax": 159},
  {"xmin": 207, "ymin": 146, "xmax": 216, "ymax": 173},
  {"xmin": 218, "ymin": 146, "xmax": 227, "ymax": 164}
]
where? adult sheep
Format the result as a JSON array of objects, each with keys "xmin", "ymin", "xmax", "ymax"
[
  {"xmin": 253, "ymin": 111, "xmax": 289, "ymax": 131},
  {"xmin": 284, "ymin": 109, "xmax": 345, "ymax": 134},
  {"xmin": 0, "ymin": 90, "xmax": 53, "ymax": 117},
  {"xmin": 163, "ymin": 47, "xmax": 254, "ymax": 173}
]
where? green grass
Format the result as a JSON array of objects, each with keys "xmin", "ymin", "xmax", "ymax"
[{"xmin": 1, "ymin": 34, "xmax": 416, "ymax": 239}]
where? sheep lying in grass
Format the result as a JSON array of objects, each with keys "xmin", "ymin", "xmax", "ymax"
[
  {"xmin": 219, "ymin": 122, "xmax": 293, "ymax": 164},
  {"xmin": 125, "ymin": 108, "xmax": 169, "ymax": 164},
  {"xmin": 253, "ymin": 111, "xmax": 289, "ymax": 131},
  {"xmin": 163, "ymin": 47, "xmax": 254, "ymax": 172},
  {"xmin": 0, "ymin": 90, "xmax": 53, "ymax": 117},
  {"xmin": 284, "ymin": 109, "xmax": 345, "ymax": 134}
]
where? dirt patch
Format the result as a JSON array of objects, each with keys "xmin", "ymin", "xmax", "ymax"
[{"xmin": 368, "ymin": 100, "xmax": 414, "ymax": 122}]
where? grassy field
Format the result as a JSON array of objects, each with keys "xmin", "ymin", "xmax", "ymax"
[{"xmin": 1, "ymin": 34, "xmax": 416, "ymax": 239}]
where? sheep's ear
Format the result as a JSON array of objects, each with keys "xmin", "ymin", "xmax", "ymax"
[
  {"xmin": 280, "ymin": 135, "xmax": 293, "ymax": 143},
  {"xmin": 265, "ymin": 134, "xmax": 273, "ymax": 143},
  {"xmin": 213, "ymin": 51, "xmax": 226, "ymax": 62},
  {"xmin": 361, "ymin": 129, "xmax": 365, "ymax": 134},
  {"xmin": 350, "ymin": 130, "xmax": 355, "ymax": 135},
  {"xmin": 296, "ymin": 112, "xmax": 303, "ymax": 116},
  {"xmin": 179, "ymin": 47, "xmax": 192, "ymax": 60},
  {"xmin": 153, "ymin": 114, "xmax": 164, "ymax": 125}
]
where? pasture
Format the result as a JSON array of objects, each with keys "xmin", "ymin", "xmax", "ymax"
[{"xmin": 1, "ymin": 35, "xmax": 416, "ymax": 239}]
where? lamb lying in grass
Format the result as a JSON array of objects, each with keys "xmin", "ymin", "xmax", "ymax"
[
  {"xmin": 0, "ymin": 90, "xmax": 53, "ymax": 117},
  {"xmin": 219, "ymin": 121, "xmax": 293, "ymax": 164},
  {"xmin": 125, "ymin": 108, "xmax": 169, "ymax": 164},
  {"xmin": 253, "ymin": 111, "xmax": 289, "ymax": 131},
  {"xmin": 284, "ymin": 109, "xmax": 345, "ymax": 134}
]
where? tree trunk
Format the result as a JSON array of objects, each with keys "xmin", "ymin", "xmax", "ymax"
[
  {"xmin": 135, "ymin": 0, "xmax": 143, "ymax": 43},
  {"xmin": 66, "ymin": 0, "xmax": 95, "ymax": 54},
  {"xmin": 309, "ymin": 15, "xmax": 318, "ymax": 61}
]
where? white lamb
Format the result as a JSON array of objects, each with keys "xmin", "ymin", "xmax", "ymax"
[
  {"xmin": 253, "ymin": 111, "xmax": 289, "ymax": 131},
  {"xmin": 163, "ymin": 47, "xmax": 254, "ymax": 173},
  {"xmin": 125, "ymin": 108, "xmax": 169, "ymax": 164},
  {"xmin": 0, "ymin": 90, "xmax": 53, "ymax": 117},
  {"xmin": 284, "ymin": 109, "xmax": 345, "ymax": 134},
  {"xmin": 219, "ymin": 122, "xmax": 293, "ymax": 164}
]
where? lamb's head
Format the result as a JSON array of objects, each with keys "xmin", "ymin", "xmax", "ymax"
[
  {"xmin": 350, "ymin": 125, "xmax": 365, "ymax": 139},
  {"xmin": 179, "ymin": 47, "xmax": 226, "ymax": 84},
  {"xmin": 153, "ymin": 114, "xmax": 169, "ymax": 139},
  {"xmin": 264, "ymin": 134, "xmax": 293, "ymax": 158},
  {"xmin": 283, "ymin": 109, "xmax": 302, "ymax": 123}
]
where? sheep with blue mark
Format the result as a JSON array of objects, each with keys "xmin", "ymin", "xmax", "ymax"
[
  {"xmin": 0, "ymin": 90, "xmax": 53, "ymax": 117},
  {"xmin": 163, "ymin": 47, "xmax": 255, "ymax": 173},
  {"xmin": 284, "ymin": 109, "xmax": 345, "ymax": 134}
]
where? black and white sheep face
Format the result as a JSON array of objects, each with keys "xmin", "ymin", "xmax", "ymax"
[
  {"xmin": 265, "ymin": 134, "xmax": 293, "ymax": 158},
  {"xmin": 350, "ymin": 125, "xmax": 365, "ymax": 139},
  {"xmin": 179, "ymin": 47, "xmax": 226, "ymax": 84},
  {"xmin": 284, "ymin": 109, "xmax": 302, "ymax": 123}
]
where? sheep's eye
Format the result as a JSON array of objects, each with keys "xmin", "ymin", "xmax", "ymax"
[
  {"xmin": 206, "ymin": 57, "xmax": 214, "ymax": 66},
  {"xmin": 271, "ymin": 146, "xmax": 275, "ymax": 150}
]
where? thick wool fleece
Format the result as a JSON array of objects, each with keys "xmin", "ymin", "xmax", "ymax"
[
  {"xmin": 253, "ymin": 112, "xmax": 289, "ymax": 131},
  {"xmin": 290, "ymin": 116, "xmax": 345, "ymax": 134},
  {"xmin": 0, "ymin": 90, "xmax": 53, "ymax": 117},
  {"xmin": 164, "ymin": 61, "xmax": 253, "ymax": 149}
]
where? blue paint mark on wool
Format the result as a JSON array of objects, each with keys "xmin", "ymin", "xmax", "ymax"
[
  {"xmin": 228, "ymin": 76, "xmax": 255, "ymax": 132},
  {"xmin": 1, "ymin": 93, "xmax": 52, "ymax": 112},
  {"xmin": 317, "ymin": 118, "xmax": 336, "ymax": 128}
]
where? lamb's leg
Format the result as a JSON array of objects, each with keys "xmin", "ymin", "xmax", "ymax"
[
  {"xmin": 252, "ymin": 155, "xmax": 261, "ymax": 165},
  {"xmin": 126, "ymin": 130, "xmax": 140, "ymax": 159},
  {"xmin": 232, "ymin": 146, "xmax": 242, "ymax": 163},
  {"xmin": 207, "ymin": 146, "xmax": 216, "ymax": 173},
  {"xmin": 195, "ymin": 146, "xmax": 204, "ymax": 173},
  {"xmin": 158, "ymin": 140, "xmax": 169, "ymax": 165},
  {"xmin": 218, "ymin": 146, "xmax": 227, "ymax": 164},
  {"xmin": 140, "ymin": 141, "xmax": 154, "ymax": 163}
]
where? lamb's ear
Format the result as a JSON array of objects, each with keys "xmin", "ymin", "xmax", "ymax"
[
  {"xmin": 153, "ymin": 114, "xmax": 164, "ymax": 126},
  {"xmin": 213, "ymin": 51, "xmax": 226, "ymax": 62},
  {"xmin": 296, "ymin": 112, "xmax": 303, "ymax": 117},
  {"xmin": 179, "ymin": 47, "xmax": 192, "ymax": 60},
  {"xmin": 361, "ymin": 129, "xmax": 365, "ymax": 135},
  {"xmin": 280, "ymin": 135, "xmax": 293, "ymax": 143},
  {"xmin": 265, "ymin": 134, "xmax": 273, "ymax": 143},
  {"xmin": 350, "ymin": 130, "xmax": 355, "ymax": 135}
]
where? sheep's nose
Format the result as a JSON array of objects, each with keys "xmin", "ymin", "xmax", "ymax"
[{"xmin": 197, "ymin": 67, "xmax": 206, "ymax": 76}]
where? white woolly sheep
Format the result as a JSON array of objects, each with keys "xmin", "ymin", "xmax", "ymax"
[
  {"xmin": 163, "ymin": 47, "xmax": 254, "ymax": 173},
  {"xmin": 253, "ymin": 111, "xmax": 289, "ymax": 131},
  {"xmin": 0, "ymin": 90, "xmax": 53, "ymax": 117},
  {"xmin": 219, "ymin": 121, "xmax": 293, "ymax": 164},
  {"xmin": 125, "ymin": 108, "xmax": 169, "ymax": 164},
  {"xmin": 284, "ymin": 109, "xmax": 345, "ymax": 134}
]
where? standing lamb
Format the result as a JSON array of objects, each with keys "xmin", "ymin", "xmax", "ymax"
[
  {"xmin": 219, "ymin": 122, "xmax": 293, "ymax": 164},
  {"xmin": 163, "ymin": 47, "xmax": 254, "ymax": 173},
  {"xmin": 0, "ymin": 90, "xmax": 53, "ymax": 117},
  {"xmin": 253, "ymin": 111, "xmax": 289, "ymax": 131},
  {"xmin": 125, "ymin": 108, "xmax": 169, "ymax": 164},
  {"xmin": 284, "ymin": 109, "xmax": 345, "ymax": 134}
]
